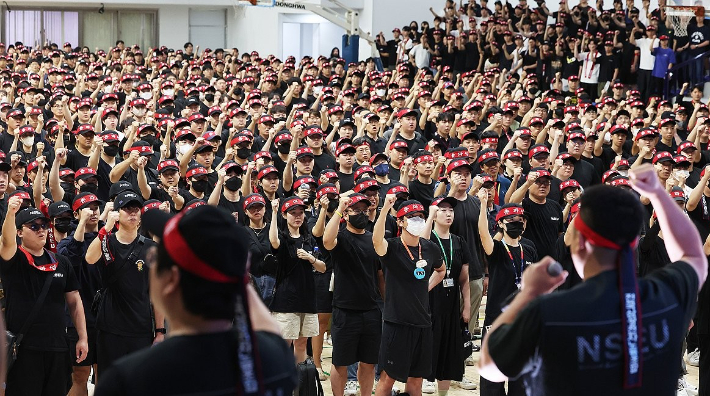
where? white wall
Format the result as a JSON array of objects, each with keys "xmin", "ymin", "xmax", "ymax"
[{"xmin": 158, "ymin": 6, "xmax": 189, "ymax": 50}]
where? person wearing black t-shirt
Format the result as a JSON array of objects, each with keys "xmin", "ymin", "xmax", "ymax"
[
  {"xmin": 686, "ymin": 165, "xmax": 710, "ymax": 240},
  {"xmin": 94, "ymin": 205, "xmax": 297, "ymax": 396},
  {"xmin": 510, "ymin": 168, "xmax": 564, "ymax": 259},
  {"xmin": 477, "ymin": 199, "xmax": 536, "ymax": 396},
  {"xmin": 58, "ymin": 193, "xmax": 104, "ymax": 396},
  {"xmin": 269, "ymin": 196, "xmax": 326, "ymax": 365},
  {"xmin": 0, "ymin": 202, "xmax": 88, "ymax": 396},
  {"xmin": 208, "ymin": 162, "xmax": 244, "ymax": 222},
  {"xmin": 323, "ymin": 194, "xmax": 382, "ymax": 396},
  {"xmin": 479, "ymin": 167, "xmax": 707, "ymax": 396},
  {"xmin": 373, "ymin": 197, "xmax": 445, "ymax": 396},
  {"xmin": 85, "ymin": 191, "xmax": 164, "ymax": 377},
  {"xmin": 406, "ymin": 151, "xmax": 437, "ymax": 209},
  {"xmin": 422, "ymin": 197, "xmax": 475, "ymax": 392}
]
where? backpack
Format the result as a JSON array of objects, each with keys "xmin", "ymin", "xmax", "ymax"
[{"xmin": 294, "ymin": 357, "xmax": 323, "ymax": 396}]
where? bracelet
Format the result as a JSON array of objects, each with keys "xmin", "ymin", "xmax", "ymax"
[
  {"xmin": 334, "ymin": 210, "xmax": 343, "ymax": 218},
  {"xmin": 155, "ymin": 328, "xmax": 166, "ymax": 334}
]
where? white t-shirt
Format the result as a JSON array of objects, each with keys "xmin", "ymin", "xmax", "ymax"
[
  {"xmin": 397, "ymin": 38, "xmax": 413, "ymax": 62},
  {"xmin": 636, "ymin": 37, "xmax": 659, "ymax": 71},
  {"xmin": 577, "ymin": 51, "xmax": 601, "ymax": 83},
  {"xmin": 409, "ymin": 44, "xmax": 431, "ymax": 69}
]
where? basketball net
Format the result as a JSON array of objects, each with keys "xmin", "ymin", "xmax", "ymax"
[
  {"xmin": 231, "ymin": 0, "xmax": 258, "ymax": 19},
  {"xmin": 666, "ymin": 6, "xmax": 702, "ymax": 36}
]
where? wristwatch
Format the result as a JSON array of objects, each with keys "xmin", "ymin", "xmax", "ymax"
[{"xmin": 155, "ymin": 328, "xmax": 167, "ymax": 335}]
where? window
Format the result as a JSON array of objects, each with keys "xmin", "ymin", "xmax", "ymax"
[
  {"xmin": 3, "ymin": 9, "xmax": 155, "ymax": 51},
  {"xmin": 4, "ymin": 10, "xmax": 78, "ymax": 47},
  {"xmin": 189, "ymin": 9, "xmax": 227, "ymax": 49}
]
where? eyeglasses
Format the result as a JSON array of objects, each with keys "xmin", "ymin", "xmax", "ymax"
[
  {"xmin": 24, "ymin": 222, "xmax": 49, "ymax": 231},
  {"xmin": 534, "ymin": 179, "xmax": 551, "ymax": 186},
  {"xmin": 569, "ymin": 140, "xmax": 585, "ymax": 146}
]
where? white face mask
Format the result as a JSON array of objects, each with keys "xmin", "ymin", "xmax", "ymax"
[
  {"xmin": 163, "ymin": 89, "xmax": 174, "ymax": 97},
  {"xmin": 133, "ymin": 108, "xmax": 147, "ymax": 117},
  {"xmin": 139, "ymin": 92, "xmax": 152, "ymax": 100},
  {"xmin": 405, "ymin": 216, "xmax": 427, "ymax": 236},
  {"xmin": 376, "ymin": 89, "xmax": 386, "ymax": 97},
  {"xmin": 199, "ymin": 93, "xmax": 205, "ymax": 100},
  {"xmin": 313, "ymin": 86, "xmax": 323, "ymax": 95},
  {"xmin": 104, "ymin": 86, "xmax": 113, "ymax": 93},
  {"xmin": 176, "ymin": 142, "xmax": 192, "ymax": 156},
  {"xmin": 675, "ymin": 170, "xmax": 690, "ymax": 179},
  {"xmin": 20, "ymin": 136, "xmax": 34, "ymax": 147},
  {"xmin": 618, "ymin": 170, "xmax": 629, "ymax": 177}
]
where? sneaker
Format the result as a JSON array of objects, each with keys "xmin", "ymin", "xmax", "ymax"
[
  {"xmin": 422, "ymin": 380, "xmax": 436, "ymax": 394},
  {"xmin": 344, "ymin": 381, "xmax": 359, "ymax": 396},
  {"xmin": 687, "ymin": 348, "xmax": 700, "ymax": 367},
  {"xmin": 458, "ymin": 378, "xmax": 478, "ymax": 390},
  {"xmin": 326, "ymin": 335, "xmax": 333, "ymax": 345},
  {"xmin": 679, "ymin": 377, "xmax": 699, "ymax": 396},
  {"xmin": 465, "ymin": 354, "xmax": 476, "ymax": 366},
  {"xmin": 391, "ymin": 385, "xmax": 400, "ymax": 396}
]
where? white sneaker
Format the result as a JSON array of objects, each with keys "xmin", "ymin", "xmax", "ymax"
[
  {"xmin": 458, "ymin": 377, "xmax": 478, "ymax": 390},
  {"xmin": 422, "ymin": 380, "xmax": 436, "ymax": 394},
  {"xmin": 678, "ymin": 377, "xmax": 698, "ymax": 396},
  {"xmin": 344, "ymin": 381, "xmax": 359, "ymax": 396},
  {"xmin": 687, "ymin": 348, "xmax": 700, "ymax": 367},
  {"xmin": 465, "ymin": 354, "xmax": 476, "ymax": 366},
  {"xmin": 391, "ymin": 385, "xmax": 400, "ymax": 396}
]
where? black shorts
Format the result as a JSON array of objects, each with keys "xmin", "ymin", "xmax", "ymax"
[
  {"xmin": 67, "ymin": 326, "xmax": 98, "ymax": 366},
  {"xmin": 96, "ymin": 330, "xmax": 152, "ymax": 376},
  {"xmin": 7, "ymin": 348, "xmax": 71, "ymax": 396},
  {"xmin": 378, "ymin": 321, "xmax": 432, "ymax": 383},
  {"xmin": 331, "ymin": 307, "xmax": 382, "ymax": 366},
  {"xmin": 314, "ymin": 272, "xmax": 333, "ymax": 313}
]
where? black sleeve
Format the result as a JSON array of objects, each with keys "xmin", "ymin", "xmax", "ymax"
[
  {"xmin": 487, "ymin": 297, "xmax": 543, "ymax": 378},
  {"xmin": 61, "ymin": 255, "xmax": 80, "ymax": 292},
  {"xmin": 647, "ymin": 260, "xmax": 700, "ymax": 324}
]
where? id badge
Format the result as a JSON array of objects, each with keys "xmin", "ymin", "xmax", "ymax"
[
  {"xmin": 415, "ymin": 260, "xmax": 427, "ymax": 268},
  {"xmin": 443, "ymin": 278, "xmax": 454, "ymax": 288}
]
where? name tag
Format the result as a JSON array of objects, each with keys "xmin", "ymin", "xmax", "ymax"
[
  {"xmin": 415, "ymin": 260, "xmax": 427, "ymax": 268},
  {"xmin": 443, "ymin": 278, "xmax": 454, "ymax": 288}
]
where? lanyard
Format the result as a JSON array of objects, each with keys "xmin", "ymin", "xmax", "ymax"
[
  {"xmin": 502, "ymin": 242, "xmax": 524, "ymax": 285},
  {"xmin": 400, "ymin": 236, "xmax": 422, "ymax": 262},
  {"xmin": 19, "ymin": 246, "xmax": 57, "ymax": 272},
  {"xmin": 432, "ymin": 230, "xmax": 453, "ymax": 276}
]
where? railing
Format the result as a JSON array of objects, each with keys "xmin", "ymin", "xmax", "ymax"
[{"xmin": 663, "ymin": 50, "xmax": 710, "ymax": 99}]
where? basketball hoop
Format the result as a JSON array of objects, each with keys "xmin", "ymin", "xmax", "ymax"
[
  {"xmin": 666, "ymin": 5, "xmax": 704, "ymax": 37},
  {"xmin": 230, "ymin": 0, "xmax": 272, "ymax": 19}
]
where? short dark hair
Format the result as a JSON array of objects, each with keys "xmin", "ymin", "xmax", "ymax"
[
  {"xmin": 184, "ymin": 42, "xmax": 193, "ymax": 49},
  {"xmin": 437, "ymin": 112, "xmax": 455, "ymax": 123},
  {"xmin": 578, "ymin": 185, "xmax": 644, "ymax": 247}
]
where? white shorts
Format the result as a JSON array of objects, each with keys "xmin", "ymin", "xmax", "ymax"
[{"xmin": 272, "ymin": 312, "xmax": 319, "ymax": 340}]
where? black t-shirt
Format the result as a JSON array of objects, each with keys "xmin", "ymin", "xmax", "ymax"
[
  {"xmin": 246, "ymin": 225, "xmax": 271, "ymax": 277},
  {"xmin": 313, "ymin": 153, "xmax": 337, "ymax": 178},
  {"xmin": 329, "ymin": 229, "xmax": 380, "ymax": 311},
  {"xmin": 450, "ymin": 196, "xmax": 483, "ymax": 279},
  {"xmin": 65, "ymin": 149, "xmax": 91, "ymax": 172},
  {"xmin": 94, "ymin": 330, "xmax": 297, "ymax": 396},
  {"xmin": 57, "ymin": 231, "xmax": 102, "ymax": 327},
  {"xmin": 218, "ymin": 193, "xmax": 244, "ymax": 224},
  {"xmin": 380, "ymin": 237, "xmax": 443, "ymax": 327},
  {"xmin": 522, "ymin": 198, "xmax": 563, "ymax": 259},
  {"xmin": 688, "ymin": 195, "xmax": 710, "ymax": 240},
  {"xmin": 408, "ymin": 179, "xmax": 435, "ymax": 209},
  {"xmin": 571, "ymin": 158, "xmax": 601, "ymax": 188},
  {"xmin": 96, "ymin": 234, "xmax": 156, "ymax": 337},
  {"xmin": 270, "ymin": 231, "xmax": 318, "ymax": 313},
  {"xmin": 485, "ymin": 239, "xmax": 538, "ymax": 324},
  {"xmin": 488, "ymin": 261, "xmax": 699, "ymax": 396},
  {"xmin": 429, "ymin": 232, "xmax": 470, "ymax": 316},
  {"xmin": 638, "ymin": 222, "xmax": 671, "ymax": 278},
  {"xmin": 337, "ymin": 170, "xmax": 355, "ymax": 193},
  {"xmin": 1, "ymin": 249, "xmax": 79, "ymax": 351}
]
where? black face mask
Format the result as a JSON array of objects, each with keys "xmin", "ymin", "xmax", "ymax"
[
  {"xmin": 79, "ymin": 183, "xmax": 98, "ymax": 194},
  {"xmin": 141, "ymin": 135, "xmax": 156, "ymax": 146},
  {"xmin": 192, "ymin": 179, "xmax": 209, "ymax": 193},
  {"xmin": 60, "ymin": 182, "xmax": 73, "ymax": 192},
  {"xmin": 348, "ymin": 212, "xmax": 369, "ymax": 229},
  {"xmin": 327, "ymin": 200, "xmax": 339, "ymax": 213},
  {"xmin": 205, "ymin": 94, "xmax": 215, "ymax": 102},
  {"xmin": 164, "ymin": 105, "xmax": 175, "ymax": 113},
  {"xmin": 236, "ymin": 148, "xmax": 251, "ymax": 159},
  {"xmin": 225, "ymin": 176, "xmax": 242, "ymax": 191},
  {"xmin": 63, "ymin": 136, "xmax": 71, "ymax": 147},
  {"xmin": 274, "ymin": 117, "xmax": 287, "ymax": 124},
  {"xmin": 504, "ymin": 221, "xmax": 524, "ymax": 239},
  {"xmin": 54, "ymin": 218, "xmax": 72, "ymax": 233},
  {"xmin": 277, "ymin": 144, "xmax": 291, "ymax": 155},
  {"xmin": 103, "ymin": 145, "xmax": 120, "ymax": 157},
  {"xmin": 65, "ymin": 84, "xmax": 75, "ymax": 91}
]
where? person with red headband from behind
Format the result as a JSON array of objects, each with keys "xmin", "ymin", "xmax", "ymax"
[{"xmin": 478, "ymin": 163, "xmax": 707, "ymax": 395}]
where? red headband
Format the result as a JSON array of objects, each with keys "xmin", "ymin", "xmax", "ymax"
[
  {"xmin": 573, "ymin": 215, "xmax": 621, "ymax": 250},
  {"xmin": 163, "ymin": 212, "xmax": 242, "ymax": 283}
]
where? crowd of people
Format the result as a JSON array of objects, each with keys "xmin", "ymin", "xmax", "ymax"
[{"xmin": 0, "ymin": 0, "xmax": 707, "ymax": 395}]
